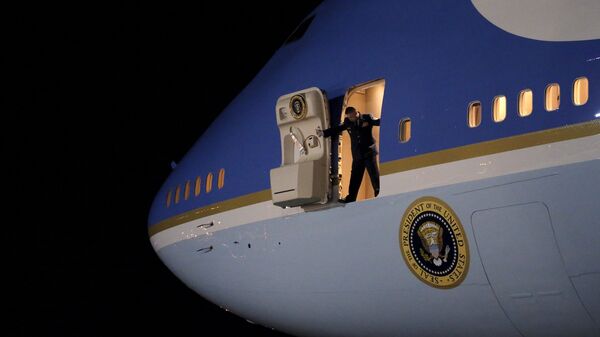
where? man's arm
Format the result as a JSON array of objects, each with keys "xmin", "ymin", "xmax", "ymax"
[
  {"xmin": 367, "ymin": 114, "xmax": 380, "ymax": 126},
  {"xmin": 319, "ymin": 121, "xmax": 348, "ymax": 138}
]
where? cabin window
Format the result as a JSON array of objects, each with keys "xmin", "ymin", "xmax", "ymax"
[
  {"xmin": 206, "ymin": 173, "xmax": 213, "ymax": 193},
  {"xmin": 519, "ymin": 89, "xmax": 533, "ymax": 117},
  {"xmin": 166, "ymin": 190, "xmax": 172, "ymax": 208},
  {"xmin": 492, "ymin": 95, "xmax": 506, "ymax": 122},
  {"xmin": 545, "ymin": 83, "xmax": 560, "ymax": 111},
  {"xmin": 468, "ymin": 101, "xmax": 482, "ymax": 128},
  {"xmin": 218, "ymin": 169, "xmax": 225, "ymax": 190},
  {"xmin": 399, "ymin": 119, "xmax": 411, "ymax": 143},
  {"xmin": 175, "ymin": 185, "xmax": 181, "ymax": 204},
  {"xmin": 573, "ymin": 77, "xmax": 589, "ymax": 106},
  {"xmin": 194, "ymin": 176, "xmax": 202, "ymax": 196},
  {"xmin": 184, "ymin": 181, "xmax": 191, "ymax": 200}
]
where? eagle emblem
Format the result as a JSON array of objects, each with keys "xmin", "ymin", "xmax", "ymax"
[
  {"xmin": 289, "ymin": 94, "xmax": 307, "ymax": 120},
  {"xmin": 417, "ymin": 222, "xmax": 451, "ymax": 267},
  {"xmin": 399, "ymin": 196, "xmax": 469, "ymax": 288}
]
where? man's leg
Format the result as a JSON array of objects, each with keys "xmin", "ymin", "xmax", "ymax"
[
  {"xmin": 346, "ymin": 159, "xmax": 365, "ymax": 202},
  {"xmin": 365, "ymin": 155, "xmax": 380, "ymax": 197}
]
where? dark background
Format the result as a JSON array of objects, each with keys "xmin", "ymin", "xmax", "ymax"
[{"xmin": 8, "ymin": 2, "xmax": 321, "ymax": 336}]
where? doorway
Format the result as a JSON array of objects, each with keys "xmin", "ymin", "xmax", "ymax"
[{"xmin": 338, "ymin": 79, "xmax": 385, "ymax": 202}]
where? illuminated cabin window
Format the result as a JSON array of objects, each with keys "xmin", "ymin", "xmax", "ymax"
[
  {"xmin": 184, "ymin": 181, "xmax": 191, "ymax": 200},
  {"xmin": 399, "ymin": 118, "xmax": 411, "ymax": 143},
  {"xmin": 206, "ymin": 172, "xmax": 213, "ymax": 193},
  {"xmin": 492, "ymin": 95, "xmax": 506, "ymax": 122},
  {"xmin": 218, "ymin": 169, "xmax": 225, "ymax": 190},
  {"xmin": 519, "ymin": 89, "xmax": 533, "ymax": 117},
  {"xmin": 545, "ymin": 83, "xmax": 560, "ymax": 111},
  {"xmin": 175, "ymin": 185, "xmax": 181, "ymax": 204},
  {"xmin": 166, "ymin": 190, "xmax": 172, "ymax": 208},
  {"xmin": 194, "ymin": 176, "xmax": 201, "ymax": 196},
  {"xmin": 573, "ymin": 77, "xmax": 589, "ymax": 106},
  {"xmin": 468, "ymin": 101, "xmax": 482, "ymax": 128}
]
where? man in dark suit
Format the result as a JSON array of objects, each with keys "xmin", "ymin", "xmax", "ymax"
[{"xmin": 318, "ymin": 106, "xmax": 380, "ymax": 203}]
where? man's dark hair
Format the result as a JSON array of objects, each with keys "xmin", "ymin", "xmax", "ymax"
[{"xmin": 345, "ymin": 106, "xmax": 357, "ymax": 114}]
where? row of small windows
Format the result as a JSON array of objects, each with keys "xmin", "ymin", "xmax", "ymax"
[
  {"xmin": 468, "ymin": 77, "xmax": 589, "ymax": 128},
  {"xmin": 397, "ymin": 77, "xmax": 589, "ymax": 142},
  {"xmin": 166, "ymin": 169, "xmax": 225, "ymax": 207}
]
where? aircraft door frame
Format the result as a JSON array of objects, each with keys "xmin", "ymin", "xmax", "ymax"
[{"xmin": 338, "ymin": 79, "xmax": 385, "ymax": 202}]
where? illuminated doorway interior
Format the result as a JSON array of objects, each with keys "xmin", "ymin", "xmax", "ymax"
[{"xmin": 338, "ymin": 79, "xmax": 385, "ymax": 202}]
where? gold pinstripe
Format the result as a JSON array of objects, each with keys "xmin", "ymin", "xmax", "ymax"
[{"xmin": 149, "ymin": 120, "xmax": 600, "ymax": 238}]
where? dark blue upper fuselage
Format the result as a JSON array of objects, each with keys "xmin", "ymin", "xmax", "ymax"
[{"xmin": 148, "ymin": 0, "xmax": 600, "ymax": 228}]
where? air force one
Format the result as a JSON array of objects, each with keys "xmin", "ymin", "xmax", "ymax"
[{"xmin": 148, "ymin": 1, "xmax": 600, "ymax": 336}]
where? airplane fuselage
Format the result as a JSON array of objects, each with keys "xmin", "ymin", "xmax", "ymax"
[{"xmin": 148, "ymin": 1, "xmax": 600, "ymax": 336}]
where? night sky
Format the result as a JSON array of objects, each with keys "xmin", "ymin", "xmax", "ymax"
[{"xmin": 9, "ymin": 2, "xmax": 321, "ymax": 336}]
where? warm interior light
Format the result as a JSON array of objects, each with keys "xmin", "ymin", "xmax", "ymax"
[
  {"xmin": 468, "ymin": 101, "xmax": 482, "ymax": 128},
  {"xmin": 218, "ymin": 169, "xmax": 225, "ymax": 190},
  {"xmin": 400, "ymin": 119, "xmax": 411, "ymax": 143},
  {"xmin": 519, "ymin": 89, "xmax": 533, "ymax": 117},
  {"xmin": 175, "ymin": 185, "xmax": 181, "ymax": 204},
  {"xmin": 545, "ymin": 83, "xmax": 560, "ymax": 111},
  {"xmin": 493, "ymin": 96, "xmax": 506, "ymax": 122},
  {"xmin": 166, "ymin": 190, "xmax": 172, "ymax": 207},
  {"xmin": 184, "ymin": 181, "xmax": 190, "ymax": 200},
  {"xmin": 339, "ymin": 79, "xmax": 385, "ymax": 202},
  {"xmin": 195, "ymin": 176, "xmax": 201, "ymax": 196},
  {"xmin": 573, "ymin": 77, "xmax": 589, "ymax": 106},
  {"xmin": 206, "ymin": 173, "xmax": 213, "ymax": 193}
]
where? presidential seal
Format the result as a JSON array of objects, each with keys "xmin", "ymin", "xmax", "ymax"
[
  {"xmin": 289, "ymin": 94, "xmax": 307, "ymax": 120},
  {"xmin": 399, "ymin": 196, "xmax": 469, "ymax": 288}
]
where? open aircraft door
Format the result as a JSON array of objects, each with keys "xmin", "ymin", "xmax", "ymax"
[{"xmin": 270, "ymin": 87, "xmax": 330, "ymax": 208}]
